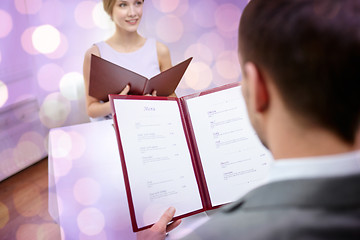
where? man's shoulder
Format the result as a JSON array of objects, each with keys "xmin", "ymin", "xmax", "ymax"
[
  {"xmin": 181, "ymin": 174, "xmax": 360, "ymax": 240},
  {"xmin": 240, "ymin": 173, "xmax": 360, "ymax": 208}
]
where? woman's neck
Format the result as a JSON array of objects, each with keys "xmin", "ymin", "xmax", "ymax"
[{"xmin": 106, "ymin": 29, "xmax": 145, "ymax": 53}]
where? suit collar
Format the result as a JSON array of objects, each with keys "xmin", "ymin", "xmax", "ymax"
[{"xmin": 223, "ymin": 174, "xmax": 360, "ymax": 213}]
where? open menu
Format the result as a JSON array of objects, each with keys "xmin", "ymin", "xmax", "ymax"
[
  {"xmin": 89, "ymin": 54, "xmax": 192, "ymax": 101},
  {"xmin": 109, "ymin": 82, "xmax": 272, "ymax": 232}
]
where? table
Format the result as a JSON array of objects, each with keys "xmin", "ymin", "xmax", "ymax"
[{"xmin": 48, "ymin": 120, "xmax": 208, "ymax": 240}]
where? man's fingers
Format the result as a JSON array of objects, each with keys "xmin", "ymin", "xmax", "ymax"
[
  {"xmin": 136, "ymin": 208, "xmax": 180, "ymax": 240},
  {"xmin": 152, "ymin": 90, "xmax": 157, "ymax": 96},
  {"xmin": 152, "ymin": 207, "xmax": 176, "ymax": 232},
  {"xmin": 166, "ymin": 219, "xmax": 182, "ymax": 233},
  {"xmin": 157, "ymin": 207, "xmax": 176, "ymax": 226}
]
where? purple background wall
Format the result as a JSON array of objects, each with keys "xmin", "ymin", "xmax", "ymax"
[{"xmin": 0, "ymin": 0, "xmax": 247, "ymax": 181}]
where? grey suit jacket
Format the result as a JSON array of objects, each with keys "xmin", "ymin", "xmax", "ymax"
[{"xmin": 181, "ymin": 174, "xmax": 360, "ymax": 240}]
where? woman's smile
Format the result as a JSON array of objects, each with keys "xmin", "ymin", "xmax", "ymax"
[{"xmin": 126, "ymin": 19, "xmax": 138, "ymax": 25}]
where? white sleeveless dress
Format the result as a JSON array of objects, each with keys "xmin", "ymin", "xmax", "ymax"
[{"xmin": 90, "ymin": 38, "xmax": 160, "ymax": 121}]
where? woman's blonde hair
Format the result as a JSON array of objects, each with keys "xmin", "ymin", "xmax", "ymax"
[
  {"xmin": 103, "ymin": 0, "xmax": 115, "ymax": 17},
  {"xmin": 103, "ymin": 0, "xmax": 145, "ymax": 17}
]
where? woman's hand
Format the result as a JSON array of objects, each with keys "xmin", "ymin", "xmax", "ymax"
[
  {"xmin": 136, "ymin": 207, "xmax": 181, "ymax": 240},
  {"xmin": 144, "ymin": 90, "xmax": 157, "ymax": 96},
  {"xmin": 120, "ymin": 85, "xmax": 131, "ymax": 95}
]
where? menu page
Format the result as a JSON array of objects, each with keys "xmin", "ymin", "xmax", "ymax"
[
  {"xmin": 113, "ymin": 99, "xmax": 203, "ymax": 229},
  {"xmin": 185, "ymin": 86, "xmax": 272, "ymax": 206}
]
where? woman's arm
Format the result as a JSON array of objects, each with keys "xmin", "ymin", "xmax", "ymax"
[
  {"xmin": 157, "ymin": 41, "xmax": 172, "ymax": 72},
  {"xmin": 83, "ymin": 45, "xmax": 110, "ymax": 118},
  {"xmin": 83, "ymin": 46, "xmax": 130, "ymax": 118},
  {"xmin": 156, "ymin": 41, "xmax": 177, "ymax": 97}
]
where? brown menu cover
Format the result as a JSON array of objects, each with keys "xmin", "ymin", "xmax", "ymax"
[{"xmin": 89, "ymin": 55, "xmax": 192, "ymax": 101}]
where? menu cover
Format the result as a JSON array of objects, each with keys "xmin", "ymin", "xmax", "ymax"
[
  {"xmin": 89, "ymin": 55, "xmax": 192, "ymax": 101},
  {"xmin": 109, "ymin": 82, "xmax": 272, "ymax": 232}
]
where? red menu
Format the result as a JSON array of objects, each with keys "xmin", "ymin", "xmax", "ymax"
[
  {"xmin": 109, "ymin": 82, "xmax": 272, "ymax": 232},
  {"xmin": 89, "ymin": 55, "xmax": 192, "ymax": 101}
]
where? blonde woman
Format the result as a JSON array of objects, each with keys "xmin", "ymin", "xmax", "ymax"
[{"xmin": 83, "ymin": 0, "xmax": 172, "ymax": 121}]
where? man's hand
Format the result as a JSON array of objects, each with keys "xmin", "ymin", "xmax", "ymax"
[{"xmin": 136, "ymin": 207, "xmax": 182, "ymax": 240}]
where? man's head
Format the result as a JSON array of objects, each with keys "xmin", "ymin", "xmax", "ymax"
[{"xmin": 238, "ymin": 0, "xmax": 360, "ymax": 147}]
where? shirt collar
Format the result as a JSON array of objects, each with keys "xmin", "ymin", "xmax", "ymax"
[{"xmin": 268, "ymin": 150, "xmax": 360, "ymax": 183}]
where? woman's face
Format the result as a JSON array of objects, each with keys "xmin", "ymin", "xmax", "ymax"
[{"xmin": 112, "ymin": 0, "xmax": 144, "ymax": 33}]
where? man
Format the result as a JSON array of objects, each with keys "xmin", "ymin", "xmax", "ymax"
[{"xmin": 138, "ymin": 0, "xmax": 360, "ymax": 239}]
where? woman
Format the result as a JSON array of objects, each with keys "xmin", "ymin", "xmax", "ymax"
[{"xmin": 83, "ymin": 0, "xmax": 172, "ymax": 120}]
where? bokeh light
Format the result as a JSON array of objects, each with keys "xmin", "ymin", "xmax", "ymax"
[
  {"xmin": 67, "ymin": 131, "xmax": 87, "ymax": 159},
  {"xmin": 0, "ymin": 201, "xmax": 9, "ymax": 228},
  {"xmin": 38, "ymin": 0, "xmax": 65, "ymax": 27},
  {"xmin": 0, "ymin": 9, "xmax": 13, "ymax": 38},
  {"xmin": 73, "ymin": 178, "xmax": 102, "ymax": 206},
  {"xmin": 156, "ymin": 15, "xmax": 183, "ymax": 43},
  {"xmin": 39, "ymin": 92, "xmax": 71, "ymax": 128},
  {"xmin": 13, "ymin": 183, "xmax": 42, "ymax": 217},
  {"xmin": 215, "ymin": 3, "xmax": 241, "ymax": 33},
  {"xmin": 18, "ymin": 132, "xmax": 46, "ymax": 153},
  {"xmin": 75, "ymin": 1, "xmax": 97, "ymax": 29},
  {"xmin": 172, "ymin": 0, "xmax": 189, "ymax": 17},
  {"xmin": 192, "ymin": 0, "xmax": 217, "ymax": 28},
  {"xmin": 0, "ymin": 149, "xmax": 15, "ymax": 178},
  {"xmin": 53, "ymin": 156, "xmax": 73, "ymax": 178},
  {"xmin": 59, "ymin": 72, "xmax": 84, "ymax": 101},
  {"xmin": 16, "ymin": 224, "xmax": 39, "ymax": 240},
  {"xmin": 79, "ymin": 230, "xmax": 108, "ymax": 240},
  {"xmin": 184, "ymin": 61, "xmax": 213, "ymax": 90},
  {"xmin": 77, "ymin": 208, "xmax": 106, "ymax": 236},
  {"xmin": 215, "ymin": 51, "xmax": 241, "ymax": 81},
  {"xmin": 92, "ymin": 2, "xmax": 114, "ymax": 30},
  {"xmin": 37, "ymin": 223, "xmax": 62, "ymax": 240},
  {"xmin": 48, "ymin": 130, "xmax": 74, "ymax": 178},
  {"xmin": 152, "ymin": 0, "xmax": 180, "ymax": 13},
  {"xmin": 50, "ymin": 129, "xmax": 72, "ymax": 159},
  {"xmin": 37, "ymin": 63, "xmax": 65, "ymax": 92},
  {"xmin": 14, "ymin": 141, "xmax": 42, "ymax": 169},
  {"xmin": 15, "ymin": 0, "xmax": 42, "ymax": 15},
  {"xmin": 45, "ymin": 33, "xmax": 69, "ymax": 59},
  {"xmin": 21, "ymin": 27, "xmax": 39, "ymax": 55},
  {"xmin": 32, "ymin": 25, "xmax": 61, "ymax": 54},
  {"xmin": 184, "ymin": 43, "xmax": 213, "ymax": 65},
  {"xmin": 0, "ymin": 80, "xmax": 8, "ymax": 107},
  {"xmin": 198, "ymin": 31, "xmax": 225, "ymax": 59}
]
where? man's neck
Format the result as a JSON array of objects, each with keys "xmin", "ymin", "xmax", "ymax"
[
  {"xmin": 266, "ymin": 109, "xmax": 359, "ymax": 160},
  {"xmin": 270, "ymin": 129, "xmax": 358, "ymax": 160}
]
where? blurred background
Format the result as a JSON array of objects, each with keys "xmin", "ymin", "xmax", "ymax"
[{"xmin": 0, "ymin": 0, "xmax": 246, "ymax": 181}]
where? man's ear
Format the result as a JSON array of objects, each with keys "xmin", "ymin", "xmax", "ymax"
[{"xmin": 244, "ymin": 62, "xmax": 269, "ymax": 112}]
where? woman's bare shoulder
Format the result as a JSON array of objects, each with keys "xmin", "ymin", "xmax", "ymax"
[
  {"xmin": 156, "ymin": 41, "xmax": 170, "ymax": 58},
  {"xmin": 156, "ymin": 41, "xmax": 172, "ymax": 71},
  {"xmin": 85, "ymin": 44, "xmax": 101, "ymax": 59}
]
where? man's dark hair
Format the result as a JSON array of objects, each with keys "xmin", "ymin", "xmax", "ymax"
[{"xmin": 239, "ymin": 0, "xmax": 360, "ymax": 143}]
